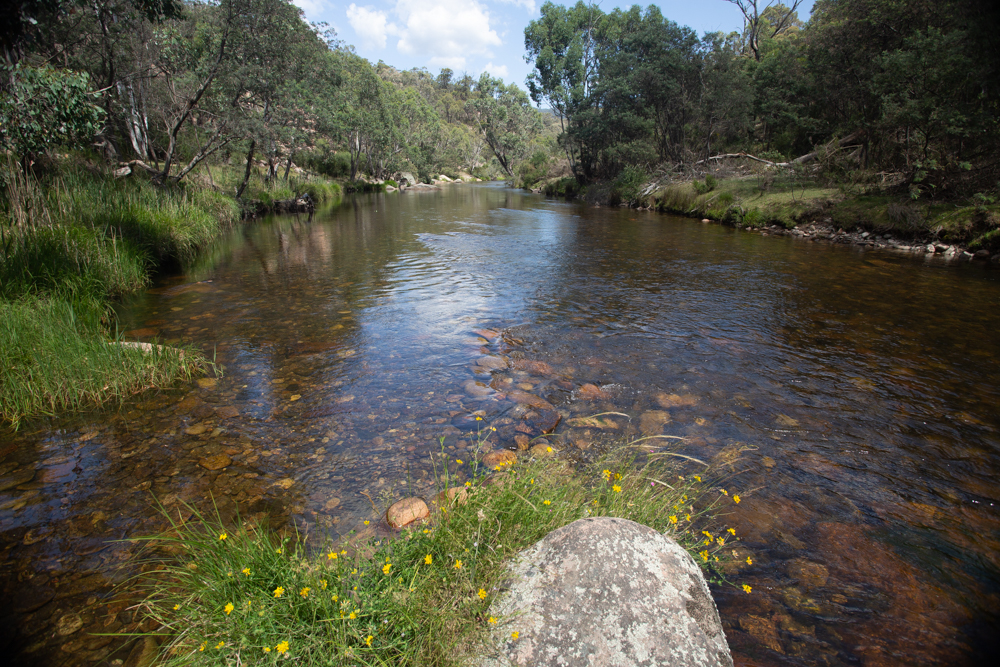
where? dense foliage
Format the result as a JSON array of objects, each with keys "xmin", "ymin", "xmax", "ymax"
[
  {"xmin": 525, "ymin": 0, "xmax": 1000, "ymax": 196},
  {"xmin": 1, "ymin": 0, "xmax": 543, "ymax": 187}
]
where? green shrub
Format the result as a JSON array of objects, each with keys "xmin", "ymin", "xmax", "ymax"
[{"xmin": 609, "ymin": 165, "xmax": 647, "ymax": 206}]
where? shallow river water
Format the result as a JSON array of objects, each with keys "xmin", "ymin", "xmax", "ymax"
[{"xmin": 2, "ymin": 183, "xmax": 999, "ymax": 666}]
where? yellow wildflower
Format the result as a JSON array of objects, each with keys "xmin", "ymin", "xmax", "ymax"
[
  {"xmin": 699, "ymin": 550, "xmax": 709, "ymax": 562},
  {"xmin": 173, "ymin": 604, "xmax": 180, "ymax": 611},
  {"xmin": 543, "ymin": 500, "xmax": 551, "ymax": 506},
  {"xmin": 733, "ymin": 494, "xmax": 741, "ymax": 504},
  {"xmin": 694, "ymin": 475, "xmax": 702, "ymax": 482},
  {"xmin": 276, "ymin": 548, "xmax": 283, "ymax": 554},
  {"xmin": 273, "ymin": 586, "xmax": 285, "ymax": 598},
  {"xmin": 511, "ymin": 631, "xmax": 519, "ymax": 640},
  {"xmin": 603, "ymin": 469, "xmax": 611, "ymax": 479},
  {"xmin": 717, "ymin": 537, "xmax": 726, "ymax": 546},
  {"xmin": 366, "ymin": 635, "xmax": 373, "ymax": 646},
  {"xmin": 300, "ymin": 587, "xmax": 311, "ymax": 598},
  {"xmin": 219, "ymin": 532, "xmax": 227, "ymax": 541},
  {"xmin": 476, "ymin": 416, "xmax": 482, "ymax": 421},
  {"xmin": 349, "ymin": 611, "xmax": 356, "ymax": 619},
  {"xmin": 454, "ymin": 559, "xmax": 463, "ymax": 569},
  {"xmin": 425, "ymin": 554, "xmax": 433, "ymax": 565},
  {"xmin": 546, "ymin": 446, "xmax": 553, "ymax": 452},
  {"xmin": 456, "ymin": 459, "xmax": 463, "ymax": 464},
  {"xmin": 465, "ymin": 481, "xmax": 472, "ymax": 487},
  {"xmin": 478, "ymin": 588, "xmax": 487, "ymax": 600},
  {"xmin": 727, "ymin": 528, "xmax": 736, "ymax": 535},
  {"xmin": 321, "ymin": 580, "xmax": 328, "ymax": 590},
  {"xmin": 328, "ymin": 551, "xmax": 338, "ymax": 560},
  {"xmin": 364, "ymin": 520, "xmax": 370, "ymax": 525},
  {"xmin": 488, "ymin": 616, "xmax": 497, "ymax": 624},
  {"xmin": 721, "ymin": 488, "xmax": 728, "ymax": 495},
  {"xmin": 263, "ymin": 647, "xmax": 271, "ymax": 653},
  {"xmin": 199, "ymin": 643, "xmax": 206, "ymax": 652},
  {"xmin": 685, "ymin": 514, "xmax": 691, "ymax": 522},
  {"xmin": 242, "ymin": 567, "xmax": 251, "ymax": 576},
  {"xmin": 669, "ymin": 515, "xmax": 677, "ymax": 524},
  {"xmin": 743, "ymin": 584, "xmax": 752, "ymax": 594},
  {"xmin": 216, "ymin": 642, "xmax": 225, "ymax": 649},
  {"xmin": 612, "ymin": 484, "xmax": 622, "ymax": 493},
  {"xmin": 224, "ymin": 602, "xmax": 234, "ymax": 615},
  {"xmin": 276, "ymin": 641, "xmax": 289, "ymax": 654},
  {"xmin": 746, "ymin": 556, "xmax": 753, "ymax": 565},
  {"xmin": 383, "ymin": 563, "xmax": 392, "ymax": 575}
]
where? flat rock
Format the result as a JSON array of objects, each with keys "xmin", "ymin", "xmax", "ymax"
[
  {"xmin": 473, "ymin": 329, "xmax": 501, "ymax": 341},
  {"xmin": 386, "ymin": 497, "xmax": 430, "ymax": 528},
  {"xmin": 464, "ymin": 380, "xmax": 494, "ymax": 397},
  {"xmin": 434, "ymin": 487, "xmax": 468, "ymax": 507},
  {"xmin": 578, "ymin": 383, "xmax": 611, "ymax": 400},
  {"xmin": 656, "ymin": 392, "xmax": 699, "ymax": 408},
  {"xmin": 56, "ymin": 613, "xmax": 83, "ymax": 636},
  {"xmin": 507, "ymin": 390, "xmax": 555, "ymax": 411},
  {"xmin": 526, "ymin": 409, "xmax": 561, "ymax": 434},
  {"xmin": 196, "ymin": 377, "xmax": 218, "ymax": 389},
  {"xmin": 184, "ymin": 423, "xmax": 208, "ymax": 436},
  {"xmin": 483, "ymin": 450, "xmax": 517, "ymax": 469},
  {"xmin": 477, "ymin": 517, "xmax": 732, "ymax": 667},
  {"xmin": 477, "ymin": 356, "xmax": 509, "ymax": 371},
  {"xmin": 529, "ymin": 443, "xmax": 555, "ymax": 458},
  {"xmin": 215, "ymin": 406, "xmax": 240, "ymax": 419},
  {"xmin": 513, "ymin": 359, "xmax": 555, "ymax": 375},
  {"xmin": 198, "ymin": 454, "xmax": 231, "ymax": 470},
  {"xmin": 514, "ymin": 434, "xmax": 531, "ymax": 450}
]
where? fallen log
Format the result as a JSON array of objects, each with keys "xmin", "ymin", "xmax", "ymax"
[{"xmin": 695, "ymin": 130, "xmax": 866, "ymax": 169}]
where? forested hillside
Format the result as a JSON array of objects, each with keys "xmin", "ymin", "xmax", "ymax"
[{"xmin": 1, "ymin": 0, "xmax": 542, "ymax": 186}]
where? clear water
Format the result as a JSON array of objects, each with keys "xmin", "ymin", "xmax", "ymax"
[{"xmin": 2, "ymin": 184, "xmax": 999, "ymax": 665}]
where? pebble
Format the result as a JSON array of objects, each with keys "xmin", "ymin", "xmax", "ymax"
[
  {"xmin": 198, "ymin": 454, "xmax": 231, "ymax": 471},
  {"xmin": 482, "ymin": 450, "xmax": 517, "ymax": 469}
]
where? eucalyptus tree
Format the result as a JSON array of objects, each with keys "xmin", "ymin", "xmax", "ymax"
[{"xmin": 466, "ymin": 74, "xmax": 542, "ymax": 178}]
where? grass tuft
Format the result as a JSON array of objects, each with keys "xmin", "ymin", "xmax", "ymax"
[{"xmin": 132, "ymin": 436, "xmax": 749, "ymax": 666}]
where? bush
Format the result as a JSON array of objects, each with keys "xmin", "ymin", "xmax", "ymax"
[
  {"xmin": 519, "ymin": 151, "xmax": 550, "ymax": 189},
  {"xmin": 692, "ymin": 175, "xmax": 718, "ymax": 195},
  {"xmin": 543, "ymin": 177, "xmax": 582, "ymax": 199},
  {"xmin": 609, "ymin": 165, "xmax": 647, "ymax": 206}
]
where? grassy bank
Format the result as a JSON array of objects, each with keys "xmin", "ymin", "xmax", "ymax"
[
  {"xmin": 0, "ymin": 157, "xmax": 341, "ymax": 428},
  {"xmin": 133, "ymin": 442, "xmax": 748, "ymax": 666},
  {"xmin": 544, "ymin": 173, "xmax": 1000, "ymax": 251}
]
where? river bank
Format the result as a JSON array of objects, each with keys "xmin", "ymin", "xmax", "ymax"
[
  {"xmin": 0, "ymin": 156, "xmax": 342, "ymax": 428},
  {"xmin": 541, "ymin": 173, "xmax": 1000, "ymax": 261}
]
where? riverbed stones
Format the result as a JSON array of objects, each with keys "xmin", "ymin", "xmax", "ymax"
[
  {"xmin": 787, "ymin": 558, "xmax": 829, "ymax": 588},
  {"xmin": 386, "ymin": 497, "xmax": 430, "ymax": 528},
  {"xmin": 56, "ymin": 613, "xmax": 84, "ymax": 636},
  {"xmin": 196, "ymin": 377, "xmax": 218, "ymax": 389},
  {"xmin": 198, "ymin": 453, "xmax": 232, "ymax": 471},
  {"xmin": 463, "ymin": 380, "xmax": 494, "ymax": 397},
  {"xmin": 477, "ymin": 517, "xmax": 732, "ymax": 667},
  {"xmin": 529, "ymin": 443, "xmax": 555, "ymax": 458},
  {"xmin": 184, "ymin": 423, "xmax": 208, "ymax": 436},
  {"xmin": 476, "ymin": 356, "xmax": 509, "ymax": 371},
  {"xmin": 0, "ymin": 467, "xmax": 36, "ymax": 492},
  {"xmin": 578, "ymin": 383, "xmax": 611, "ymax": 401},
  {"xmin": 483, "ymin": 450, "xmax": 517, "ymax": 469}
]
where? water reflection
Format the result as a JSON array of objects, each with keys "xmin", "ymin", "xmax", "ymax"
[{"xmin": 1, "ymin": 183, "xmax": 999, "ymax": 665}]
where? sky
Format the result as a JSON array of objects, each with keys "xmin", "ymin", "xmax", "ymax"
[{"xmin": 292, "ymin": 1, "xmax": 816, "ymax": 91}]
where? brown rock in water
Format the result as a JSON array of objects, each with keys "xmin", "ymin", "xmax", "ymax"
[
  {"xmin": 787, "ymin": 558, "xmax": 829, "ymax": 588},
  {"xmin": 513, "ymin": 359, "xmax": 555, "ymax": 375},
  {"xmin": 739, "ymin": 615, "xmax": 783, "ymax": 653},
  {"xmin": 215, "ymin": 406, "xmax": 239, "ymax": 420},
  {"xmin": 0, "ymin": 467, "xmax": 36, "ymax": 492},
  {"xmin": 483, "ymin": 450, "xmax": 518, "ymax": 469},
  {"xmin": 434, "ymin": 487, "xmax": 468, "ymax": 507},
  {"xmin": 578, "ymin": 383, "xmax": 610, "ymax": 401},
  {"xmin": 477, "ymin": 518, "xmax": 733, "ymax": 667},
  {"xmin": 507, "ymin": 390, "xmax": 555, "ymax": 411},
  {"xmin": 477, "ymin": 355, "xmax": 509, "ymax": 371},
  {"xmin": 656, "ymin": 392, "xmax": 698, "ymax": 408},
  {"xmin": 386, "ymin": 497, "xmax": 430, "ymax": 528},
  {"xmin": 527, "ymin": 409, "xmax": 561, "ymax": 434},
  {"xmin": 514, "ymin": 434, "xmax": 531, "ymax": 450},
  {"xmin": 124, "ymin": 635, "xmax": 160, "ymax": 667},
  {"xmin": 184, "ymin": 423, "xmax": 208, "ymax": 436},
  {"xmin": 473, "ymin": 329, "xmax": 500, "ymax": 341},
  {"xmin": 640, "ymin": 410, "xmax": 672, "ymax": 435},
  {"xmin": 196, "ymin": 377, "xmax": 218, "ymax": 390},
  {"xmin": 199, "ymin": 454, "xmax": 232, "ymax": 471},
  {"xmin": 464, "ymin": 380, "xmax": 494, "ymax": 397}
]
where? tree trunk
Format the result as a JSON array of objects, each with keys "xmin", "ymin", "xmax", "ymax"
[
  {"xmin": 283, "ymin": 153, "xmax": 293, "ymax": 181},
  {"xmin": 236, "ymin": 140, "xmax": 256, "ymax": 199}
]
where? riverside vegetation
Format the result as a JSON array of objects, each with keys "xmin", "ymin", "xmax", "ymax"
[{"xmin": 132, "ymin": 428, "xmax": 749, "ymax": 666}]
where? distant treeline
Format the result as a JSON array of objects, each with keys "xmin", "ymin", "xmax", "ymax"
[
  {"xmin": 1, "ymin": 0, "xmax": 542, "ymax": 186},
  {"xmin": 524, "ymin": 0, "xmax": 1000, "ymax": 196}
]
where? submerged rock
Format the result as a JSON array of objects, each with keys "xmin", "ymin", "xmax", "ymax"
[
  {"xmin": 477, "ymin": 517, "xmax": 732, "ymax": 667},
  {"xmin": 482, "ymin": 450, "xmax": 517, "ymax": 469}
]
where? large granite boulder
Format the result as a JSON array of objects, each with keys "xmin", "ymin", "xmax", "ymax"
[{"xmin": 477, "ymin": 517, "xmax": 732, "ymax": 667}]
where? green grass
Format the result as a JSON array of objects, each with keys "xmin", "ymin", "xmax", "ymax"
[
  {"xmin": 0, "ymin": 293, "xmax": 207, "ymax": 428},
  {"xmin": 132, "ymin": 437, "xmax": 749, "ymax": 666}
]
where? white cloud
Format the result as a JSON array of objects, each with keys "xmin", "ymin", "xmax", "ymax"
[
  {"xmin": 429, "ymin": 56, "xmax": 469, "ymax": 70},
  {"xmin": 394, "ymin": 0, "xmax": 501, "ymax": 61},
  {"xmin": 292, "ymin": 0, "xmax": 329, "ymax": 17},
  {"xmin": 346, "ymin": 4, "xmax": 396, "ymax": 50},
  {"xmin": 483, "ymin": 62, "xmax": 509, "ymax": 79},
  {"xmin": 494, "ymin": 0, "xmax": 536, "ymax": 13}
]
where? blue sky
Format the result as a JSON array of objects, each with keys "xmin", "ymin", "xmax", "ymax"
[{"xmin": 292, "ymin": 1, "xmax": 815, "ymax": 90}]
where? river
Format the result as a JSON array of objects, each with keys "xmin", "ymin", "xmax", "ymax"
[{"xmin": 1, "ymin": 183, "xmax": 999, "ymax": 666}]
